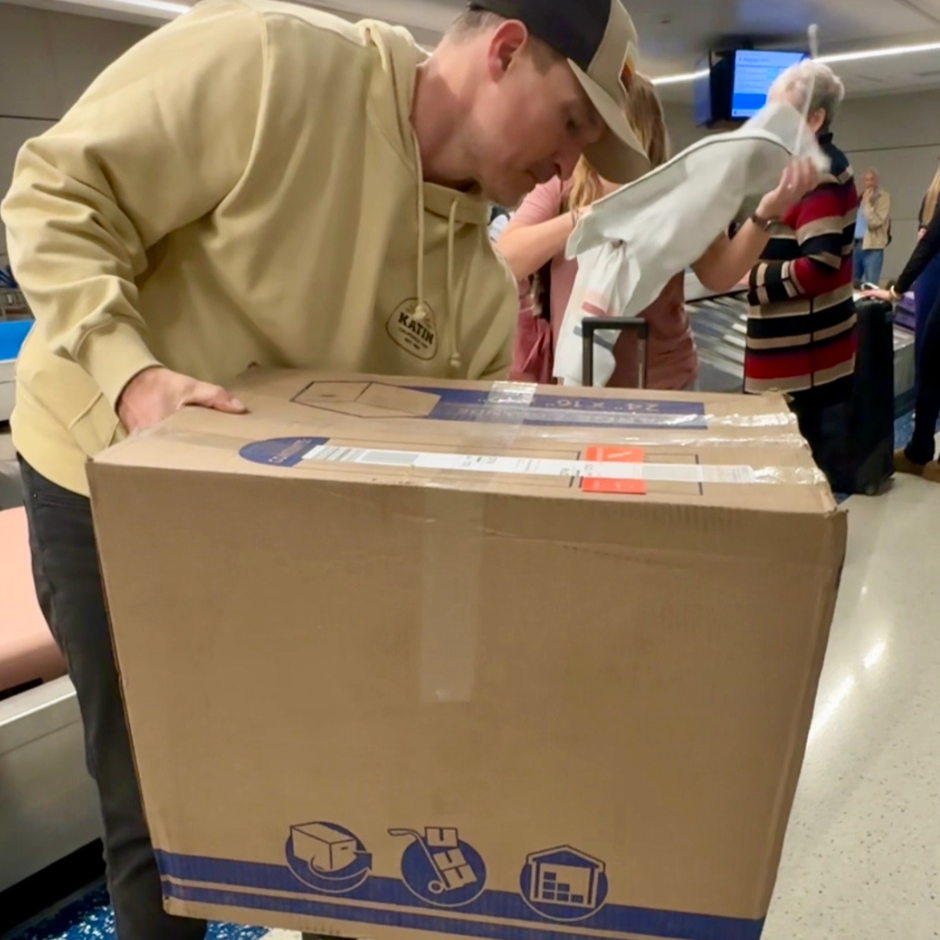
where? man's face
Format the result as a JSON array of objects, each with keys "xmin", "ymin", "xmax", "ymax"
[
  {"xmin": 471, "ymin": 49, "xmax": 606, "ymax": 206},
  {"xmin": 864, "ymin": 172, "xmax": 878, "ymax": 192}
]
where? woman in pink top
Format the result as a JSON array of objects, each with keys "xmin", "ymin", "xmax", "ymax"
[{"xmin": 498, "ymin": 75, "xmax": 819, "ymax": 389}]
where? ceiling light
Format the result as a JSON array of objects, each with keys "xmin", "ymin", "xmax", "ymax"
[
  {"xmin": 820, "ymin": 40, "xmax": 940, "ymax": 65},
  {"xmin": 122, "ymin": 0, "xmax": 190, "ymax": 12},
  {"xmin": 651, "ymin": 38, "xmax": 940, "ymax": 86},
  {"xmin": 651, "ymin": 69, "xmax": 709, "ymax": 87},
  {"xmin": 62, "ymin": 0, "xmax": 190, "ymax": 15}
]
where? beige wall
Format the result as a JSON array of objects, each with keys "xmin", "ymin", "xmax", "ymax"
[
  {"xmin": 663, "ymin": 89, "xmax": 940, "ymax": 280},
  {"xmin": 0, "ymin": 2, "xmax": 149, "ymax": 259}
]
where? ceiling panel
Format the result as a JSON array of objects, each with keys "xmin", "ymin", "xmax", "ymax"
[
  {"xmin": 632, "ymin": 0, "xmax": 940, "ymax": 69},
  {"xmin": 9, "ymin": 0, "xmax": 940, "ymax": 98},
  {"xmin": 304, "ymin": 0, "xmax": 940, "ymax": 83}
]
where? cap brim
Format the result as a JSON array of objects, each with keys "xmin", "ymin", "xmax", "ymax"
[{"xmin": 568, "ymin": 60, "xmax": 651, "ymax": 185}]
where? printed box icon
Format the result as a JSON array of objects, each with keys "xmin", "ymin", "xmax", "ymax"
[
  {"xmin": 291, "ymin": 823, "xmax": 358, "ymax": 873},
  {"xmin": 425, "ymin": 828, "xmax": 459, "ymax": 849},
  {"xmin": 432, "ymin": 848, "xmax": 478, "ymax": 889}
]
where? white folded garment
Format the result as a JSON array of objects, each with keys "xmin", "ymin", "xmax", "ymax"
[{"xmin": 554, "ymin": 103, "xmax": 830, "ymax": 387}]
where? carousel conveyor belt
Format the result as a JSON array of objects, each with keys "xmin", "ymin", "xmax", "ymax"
[
  {"xmin": 0, "ymin": 489, "xmax": 101, "ymax": 895},
  {"xmin": 0, "ymin": 676, "xmax": 101, "ymax": 893},
  {"xmin": 686, "ymin": 281, "xmax": 916, "ymax": 412}
]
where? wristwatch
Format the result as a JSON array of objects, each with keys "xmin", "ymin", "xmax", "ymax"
[{"xmin": 750, "ymin": 212, "xmax": 777, "ymax": 232}]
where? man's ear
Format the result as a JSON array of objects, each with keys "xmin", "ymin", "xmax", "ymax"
[{"xmin": 486, "ymin": 20, "xmax": 529, "ymax": 81}]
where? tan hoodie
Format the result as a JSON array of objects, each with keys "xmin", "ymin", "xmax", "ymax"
[{"xmin": 2, "ymin": 0, "xmax": 516, "ymax": 496}]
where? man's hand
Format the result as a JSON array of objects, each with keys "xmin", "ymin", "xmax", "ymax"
[
  {"xmin": 919, "ymin": 227, "xmax": 927, "ymax": 242},
  {"xmin": 757, "ymin": 159, "xmax": 820, "ymax": 221},
  {"xmin": 117, "ymin": 366, "xmax": 248, "ymax": 434}
]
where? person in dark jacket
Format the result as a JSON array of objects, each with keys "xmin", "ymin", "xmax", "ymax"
[
  {"xmin": 864, "ymin": 203, "xmax": 940, "ymax": 482},
  {"xmin": 912, "ymin": 161, "xmax": 940, "ymax": 390}
]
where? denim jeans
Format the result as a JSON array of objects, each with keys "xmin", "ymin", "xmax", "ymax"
[
  {"xmin": 853, "ymin": 244, "xmax": 884, "ymax": 286},
  {"xmin": 906, "ymin": 291, "xmax": 940, "ymax": 466},
  {"xmin": 913, "ymin": 253, "xmax": 940, "ymax": 393},
  {"xmin": 18, "ymin": 457, "xmax": 206, "ymax": 940}
]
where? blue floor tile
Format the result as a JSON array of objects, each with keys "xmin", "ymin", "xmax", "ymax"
[{"xmin": 11, "ymin": 886, "xmax": 269, "ymax": 940}]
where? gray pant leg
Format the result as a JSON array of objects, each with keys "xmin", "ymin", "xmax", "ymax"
[{"xmin": 20, "ymin": 458, "xmax": 206, "ymax": 940}]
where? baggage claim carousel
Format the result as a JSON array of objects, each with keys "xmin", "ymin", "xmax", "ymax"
[
  {"xmin": 687, "ymin": 276, "xmax": 917, "ymax": 413},
  {"xmin": 0, "ymin": 280, "xmax": 919, "ymax": 929}
]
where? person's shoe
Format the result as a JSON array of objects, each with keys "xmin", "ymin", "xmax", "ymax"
[
  {"xmin": 923, "ymin": 462, "xmax": 940, "ymax": 484},
  {"xmin": 894, "ymin": 449, "xmax": 927, "ymax": 477},
  {"xmin": 894, "ymin": 449, "xmax": 940, "ymax": 482}
]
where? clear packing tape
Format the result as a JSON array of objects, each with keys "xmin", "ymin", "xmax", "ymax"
[
  {"xmin": 130, "ymin": 380, "xmax": 828, "ymax": 488},
  {"xmin": 135, "ymin": 420, "xmax": 826, "ymax": 489}
]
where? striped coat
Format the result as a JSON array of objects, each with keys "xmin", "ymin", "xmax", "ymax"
[{"xmin": 745, "ymin": 133, "xmax": 858, "ymax": 400}]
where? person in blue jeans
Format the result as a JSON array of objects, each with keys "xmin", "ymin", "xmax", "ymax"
[
  {"xmin": 853, "ymin": 169, "xmax": 891, "ymax": 287},
  {"xmin": 864, "ymin": 194, "xmax": 940, "ymax": 481}
]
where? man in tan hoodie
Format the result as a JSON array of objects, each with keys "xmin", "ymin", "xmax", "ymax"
[{"xmin": 1, "ymin": 1, "xmax": 648, "ymax": 937}]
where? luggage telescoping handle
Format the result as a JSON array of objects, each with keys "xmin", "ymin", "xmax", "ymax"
[{"xmin": 581, "ymin": 317, "xmax": 649, "ymax": 389}]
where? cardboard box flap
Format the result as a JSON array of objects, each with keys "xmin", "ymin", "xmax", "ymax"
[{"xmin": 94, "ymin": 371, "xmax": 836, "ymax": 516}]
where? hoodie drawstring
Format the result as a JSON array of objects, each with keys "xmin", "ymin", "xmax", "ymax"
[
  {"xmin": 410, "ymin": 130, "xmax": 462, "ymax": 375},
  {"xmin": 446, "ymin": 198, "xmax": 461, "ymax": 373},
  {"xmin": 413, "ymin": 139, "xmax": 428, "ymax": 322}
]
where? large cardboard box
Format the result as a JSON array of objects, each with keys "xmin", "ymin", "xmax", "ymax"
[{"xmin": 89, "ymin": 371, "xmax": 846, "ymax": 940}]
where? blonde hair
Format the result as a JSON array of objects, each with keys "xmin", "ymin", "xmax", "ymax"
[
  {"xmin": 924, "ymin": 164, "xmax": 940, "ymax": 227},
  {"xmin": 567, "ymin": 74, "xmax": 670, "ymax": 212}
]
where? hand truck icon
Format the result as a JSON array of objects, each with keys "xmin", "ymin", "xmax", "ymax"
[{"xmin": 389, "ymin": 827, "xmax": 480, "ymax": 895}]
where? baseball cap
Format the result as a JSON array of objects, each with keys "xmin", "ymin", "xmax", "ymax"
[{"xmin": 467, "ymin": 0, "xmax": 650, "ymax": 184}]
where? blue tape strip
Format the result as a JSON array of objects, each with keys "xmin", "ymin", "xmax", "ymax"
[
  {"xmin": 416, "ymin": 389, "xmax": 708, "ymax": 429},
  {"xmin": 289, "ymin": 382, "xmax": 709, "ymax": 431},
  {"xmin": 156, "ymin": 853, "xmax": 764, "ymax": 940}
]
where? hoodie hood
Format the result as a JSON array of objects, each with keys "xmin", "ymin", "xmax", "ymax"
[
  {"xmin": 359, "ymin": 20, "xmax": 492, "ymax": 371},
  {"xmin": 359, "ymin": 21, "xmax": 491, "ymax": 225}
]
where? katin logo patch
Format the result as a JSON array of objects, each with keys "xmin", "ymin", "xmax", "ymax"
[{"xmin": 387, "ymin": 299, "xmax": 438, "ymax": 361}]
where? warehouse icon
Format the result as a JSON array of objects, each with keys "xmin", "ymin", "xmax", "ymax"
[{"xmin": 523, "ymin": 846, "xmax": 607, "ymax": 918}]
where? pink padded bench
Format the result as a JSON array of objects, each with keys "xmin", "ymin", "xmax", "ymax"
[{"xmin": 0, "ymin": 508, "xmax": 66, "ymax": 696}]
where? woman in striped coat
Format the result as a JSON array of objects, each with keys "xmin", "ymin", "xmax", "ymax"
[{"xmin": 746, "ymin": 61, "xmax": 858, "ymax": 491}]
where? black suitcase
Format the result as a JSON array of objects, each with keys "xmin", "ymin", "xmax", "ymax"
[
  {"xmin": 580, "ymin": 317, "xmax": 649, "ymax": 388},
  {"xmin": 848, "ymin": 298, "xmax": 895, "ymax": 496}
]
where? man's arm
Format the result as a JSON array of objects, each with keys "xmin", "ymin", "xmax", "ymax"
[
  {"xmin": 863, "ymin": 191, "xmax": 891, "ymax": 229},
  {"xmin": 1, "ymin": 1, "xmax": 264, "ymax": 415},
  {"xmin": 497, "ymin": 179, "xmax": 572, "ymax": 282},
  {"xmin": 895, "ymin": 206, "xmax": 940, "ymax": 296}
]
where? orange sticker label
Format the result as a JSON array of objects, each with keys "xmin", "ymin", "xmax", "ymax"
[{"xmin": 581, "ymin": 446, "xmax": 646, "ymax": 496}]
